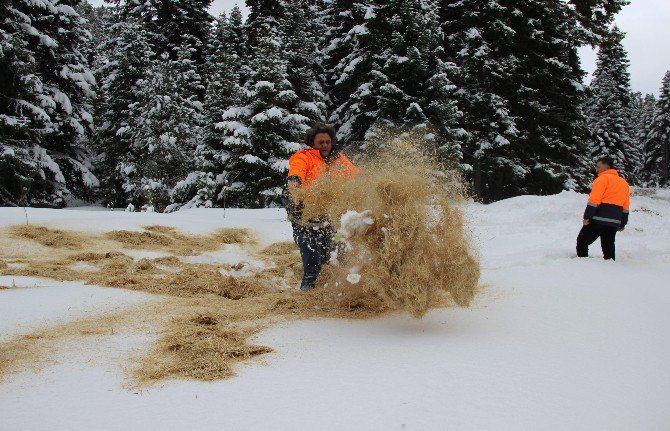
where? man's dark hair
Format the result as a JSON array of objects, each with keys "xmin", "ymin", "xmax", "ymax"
[
  {"xmin": 597, "ymin": 156, "xmax": 615, "ymax": 169},
  {"xmin": 305, "ymin": 123, "xmax": 336, "ymax": 147}
]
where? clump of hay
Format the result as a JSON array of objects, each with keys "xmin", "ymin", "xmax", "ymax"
[
  {"xmin": 106, "ymin": 230, "xmax": 173, "ymax": 247},
  {"xmin": 9, "ymin": 225, "xmax": 84, "ymax": 249},
  {"xmin": 133, "ymin": 289, "xmax": 391, "ymax": 384},
  {"xmin": 0, "ymin": 333, "xmax": 53, "ymax": 380},
  {"xmin": 259, "ymin": 241, "xmax": 297, "ymax": 256},
  {"xmin": 150, "ymin": 256, "xmax": 183, "ymax": 266},
  {"xmin": 256, "ymin": 241, "xmax": 303, "ymax": 287},
  {"xmin": 105, "ymin": 226, "xmax": 251, "ymax": 255},
  {"xmin": 294, "ymin": 133, "xmax": 480, "ymax": 317},
  {"xmin": 136, "ymin": 314, "xmax": 272, "ymax": 383},
  {"xmin": 210, "ymin": 228, "xmax": 252, "ymax": 245},
  {"xmin": 71, "ymin": 252, "xmax": 106, "ymax": 262},
  {"xmin": 191, "ymin": 314, "xmax": 218, "ymax": 325}
]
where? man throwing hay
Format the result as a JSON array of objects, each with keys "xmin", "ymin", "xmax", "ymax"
[{"xmin": 283, "ymin": 123, "xmax": 359, "ymax": 291}]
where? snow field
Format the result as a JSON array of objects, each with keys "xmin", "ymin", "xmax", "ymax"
[{"xmin": 1, "ymin": 189, "xmax": 669, "ymax": 430}]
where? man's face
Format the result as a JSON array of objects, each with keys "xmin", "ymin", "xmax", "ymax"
[
  {"xmin": 596, "ymin": 161, "xmax": 610, "ymax": 174},
  {"xmin": 312, "ymin": 133, "xmax": 332, "ymax": 157}
]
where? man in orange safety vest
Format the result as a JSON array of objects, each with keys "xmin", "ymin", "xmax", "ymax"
[
  {"xmin": 577, "ymin": 156, "xmax": 630, "ymax": 260},
  {"xmin": 283, "ymin": 123, "xmax": 359, "ymax": 291}
]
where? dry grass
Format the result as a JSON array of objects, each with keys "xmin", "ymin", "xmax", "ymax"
[
  {"xmin": 9, "ymin": 225, "xmax": 86, "ymax": 249},
  {"xmin": 0, "ymin": 302, "xmax": 155, "ymax": 382},
  {"xmin": 3, "ymin": 254, "xmax": 275, "ymax": 299},
  {"xmin": 105, "ymin": 226, "xmax": 251, "ymax": 255},
  {"xmin": 295, "ymin": 134, "xmax": 480, "ymax": 317},
  {"xmin": 0, "ymin": 334, "xmax": 56, "ymax": 380},
  {"xmin": 136, "ymin": 314, "xmax": 272, "ymax": 383},
  {"xmin": 133, "ymin": 288, "xmax": 391, "ymax": 385},
  {"xmin": 0, "ymin": 280, "xmax": 391, "ymax": 386},
  {"xmin": 259, "ymin": 241, "xmax": 296, "ymax": 256}
]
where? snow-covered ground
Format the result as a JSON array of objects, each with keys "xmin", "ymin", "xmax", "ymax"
[{"xmin": 1, "ymin": 190, "xmax": 669, "ymax": 430}]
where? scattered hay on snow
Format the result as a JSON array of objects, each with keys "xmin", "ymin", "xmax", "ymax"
[
  {"xmin": 9, "ymin": 225, "xmax": 85, "ymax": 249},
  {"xmin": 105, "ymin": 226, "xmax": 251, "ymax": 256},
  {"xmin": 136, "ymin": 314, "xmax": 272, "ymax": 383},
  {"xmin": 0, "ymin": 302, "xmax": 155, "ymax": 382},
  {"xmin": 0, "ymin": 134, "xmax": 482, "ymax": 384},
  {"xmin": 258, "ymin": 241, "xmax": 297, "ymax": 257}
]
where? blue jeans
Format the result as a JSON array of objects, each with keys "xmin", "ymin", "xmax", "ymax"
[{"xmin": 292, "ymin": 223, "xmax": 334, "ymax": 291}]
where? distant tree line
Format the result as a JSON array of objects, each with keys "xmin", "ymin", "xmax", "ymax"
[{"xmin": 1, "ymin": 0, "xmax": 668, "ymax": 210}]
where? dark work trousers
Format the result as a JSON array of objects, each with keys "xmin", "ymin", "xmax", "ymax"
[
  {"xmin": 576, "ymin": 223, "xmax": 618, "ymax": 260},
  {"xmin": 292, "ymin": 223, "xmax": 335, "ymax": 291}
]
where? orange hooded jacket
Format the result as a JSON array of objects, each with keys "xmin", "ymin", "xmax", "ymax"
[
  {"xmin": 284, "ymin": 148, "xmax": 359, "ymax": 226},
  {"xmin": 583, "ymin": 169, "xmax": 630, "ymax": 227},
  {"xmin": 287, "ymin": 148, "xmax": 359, "ymax": 186}
]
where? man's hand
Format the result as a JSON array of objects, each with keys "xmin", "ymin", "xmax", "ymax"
[
  {"xmin": 583, "ymin": 219, "xmax": 589, "ymax": 226},
  {"xmin": 286, "ymin": 176, "xmax": 302, "ymax": 199}
]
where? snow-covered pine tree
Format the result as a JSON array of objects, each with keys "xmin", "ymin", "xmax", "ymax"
[
  {"xmin": 0, "ymin": 0, "xmax": 97, "ymax": 207},
  {"xmin": 644, "ymin": 71, "xmax": 670, "ymax": 186},
  {"xmin": 244, "ymin": 0, "xmax": 284, "ymax": 50},
  {"xmin": 327, "ymin": 0, "xmax": 460, "ymax": 157},
  {"xmin": 119, "ymin": 48, "xmax": 204, "ymax": 212},
  {"xmin": 323, "ymin": 1, "xmax": 375, "ymax": 146},
  {"xmin": 227, "ymin": 5, "xmax": 247, "ymax": 76},
  {"xmin": 0, "ymin": 0, "xmax": 38, "ymax": 206},
  {"xmin": 111, "ymin": 0, "xmax": 212, "ymax": 97},
  {"xmin": 281, "ymin": 0, "xmax": 327, "ymax": 124},
  {"xmin": 224, "ymin": 5, "xmax": 248, "ymax": 99},
  {"xmin": 510, "ymin": 1, "xmax": 592, "ymax": 197},
  {"xmin": 567, "ymin": 0, "xmax": 629, "ymax": 45},
  {"xmin": 218, "ymin": 13, "xmax": 308, "ymax": 207},
  {"xmin": 373, "ymin": 0, "xmax": 460, "ymax": 159},
  {"xmin": 442, "ymin": 0, "xmax": 521, "ymax": 201},
  {"xmin": 584, "ymin": 27, "xmax": 635, "ymax": 179},
  {"xmin": 632, "ymin": 93, "xmax": 657, "ymax": 181},
  {"xmin": 465, "ymin": 0, "xmax": 590, "ymax": 199},
  {"xmin": 76, "ymin": 2, "xmax": 113, "ymax": 70},
  {"xmin": 628, "ymin": 91, "xmax": 653, "ymax": 176},
  {"xmin": 94, "ymin": 16, "xmax": 154, "ymax": 207},
  {"xmin": 585, "ymin": 75, "xmax": 633, "ymax": 177},
  {"xmin": 440, "ymin": 0, "xmax": 592, "ymax": 200},
  {"xmin": 174, "ymin": 11, "xmax": 245, "ymax": 210}
]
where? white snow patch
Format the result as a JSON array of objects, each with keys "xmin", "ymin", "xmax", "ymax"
[
  {"xmin": 2, "ymin": 192, "xmax": 670, "ymax": 430},
  {"xmin": 346, "ymin": 271, "xmax": 361, "ymax": 284},
  {"xmin": 339, "ymin": 210, "xmax": 374, "ymax": 239},
  {"xmin": 174, "ymin": 245, "xmax": 271, "ymax": 277}
]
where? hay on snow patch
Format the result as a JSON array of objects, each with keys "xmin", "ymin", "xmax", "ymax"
[
  {"xmin": 105, "ymin": 226, "xmax": 252, "ymax": 255},
  {"xmin": 136, "ymin": 314, "xmax": 273, "ymax": 383},
  {"xmin": 9, "ymin": 225, "xmax": 85, "ymax": 249}
]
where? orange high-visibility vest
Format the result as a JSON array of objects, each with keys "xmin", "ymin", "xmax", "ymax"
[
  {"xmin": 288, "ymin": 148, "xmax": 359, "ymax": 186},
  {"xmin": 584, "ymin": 169, "xmax": 631, "ymax": 227}
]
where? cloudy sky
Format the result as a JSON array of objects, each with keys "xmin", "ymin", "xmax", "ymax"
[{"xmin": 89, "ymin": 0, "xmax": 670, "ymax": 95}]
